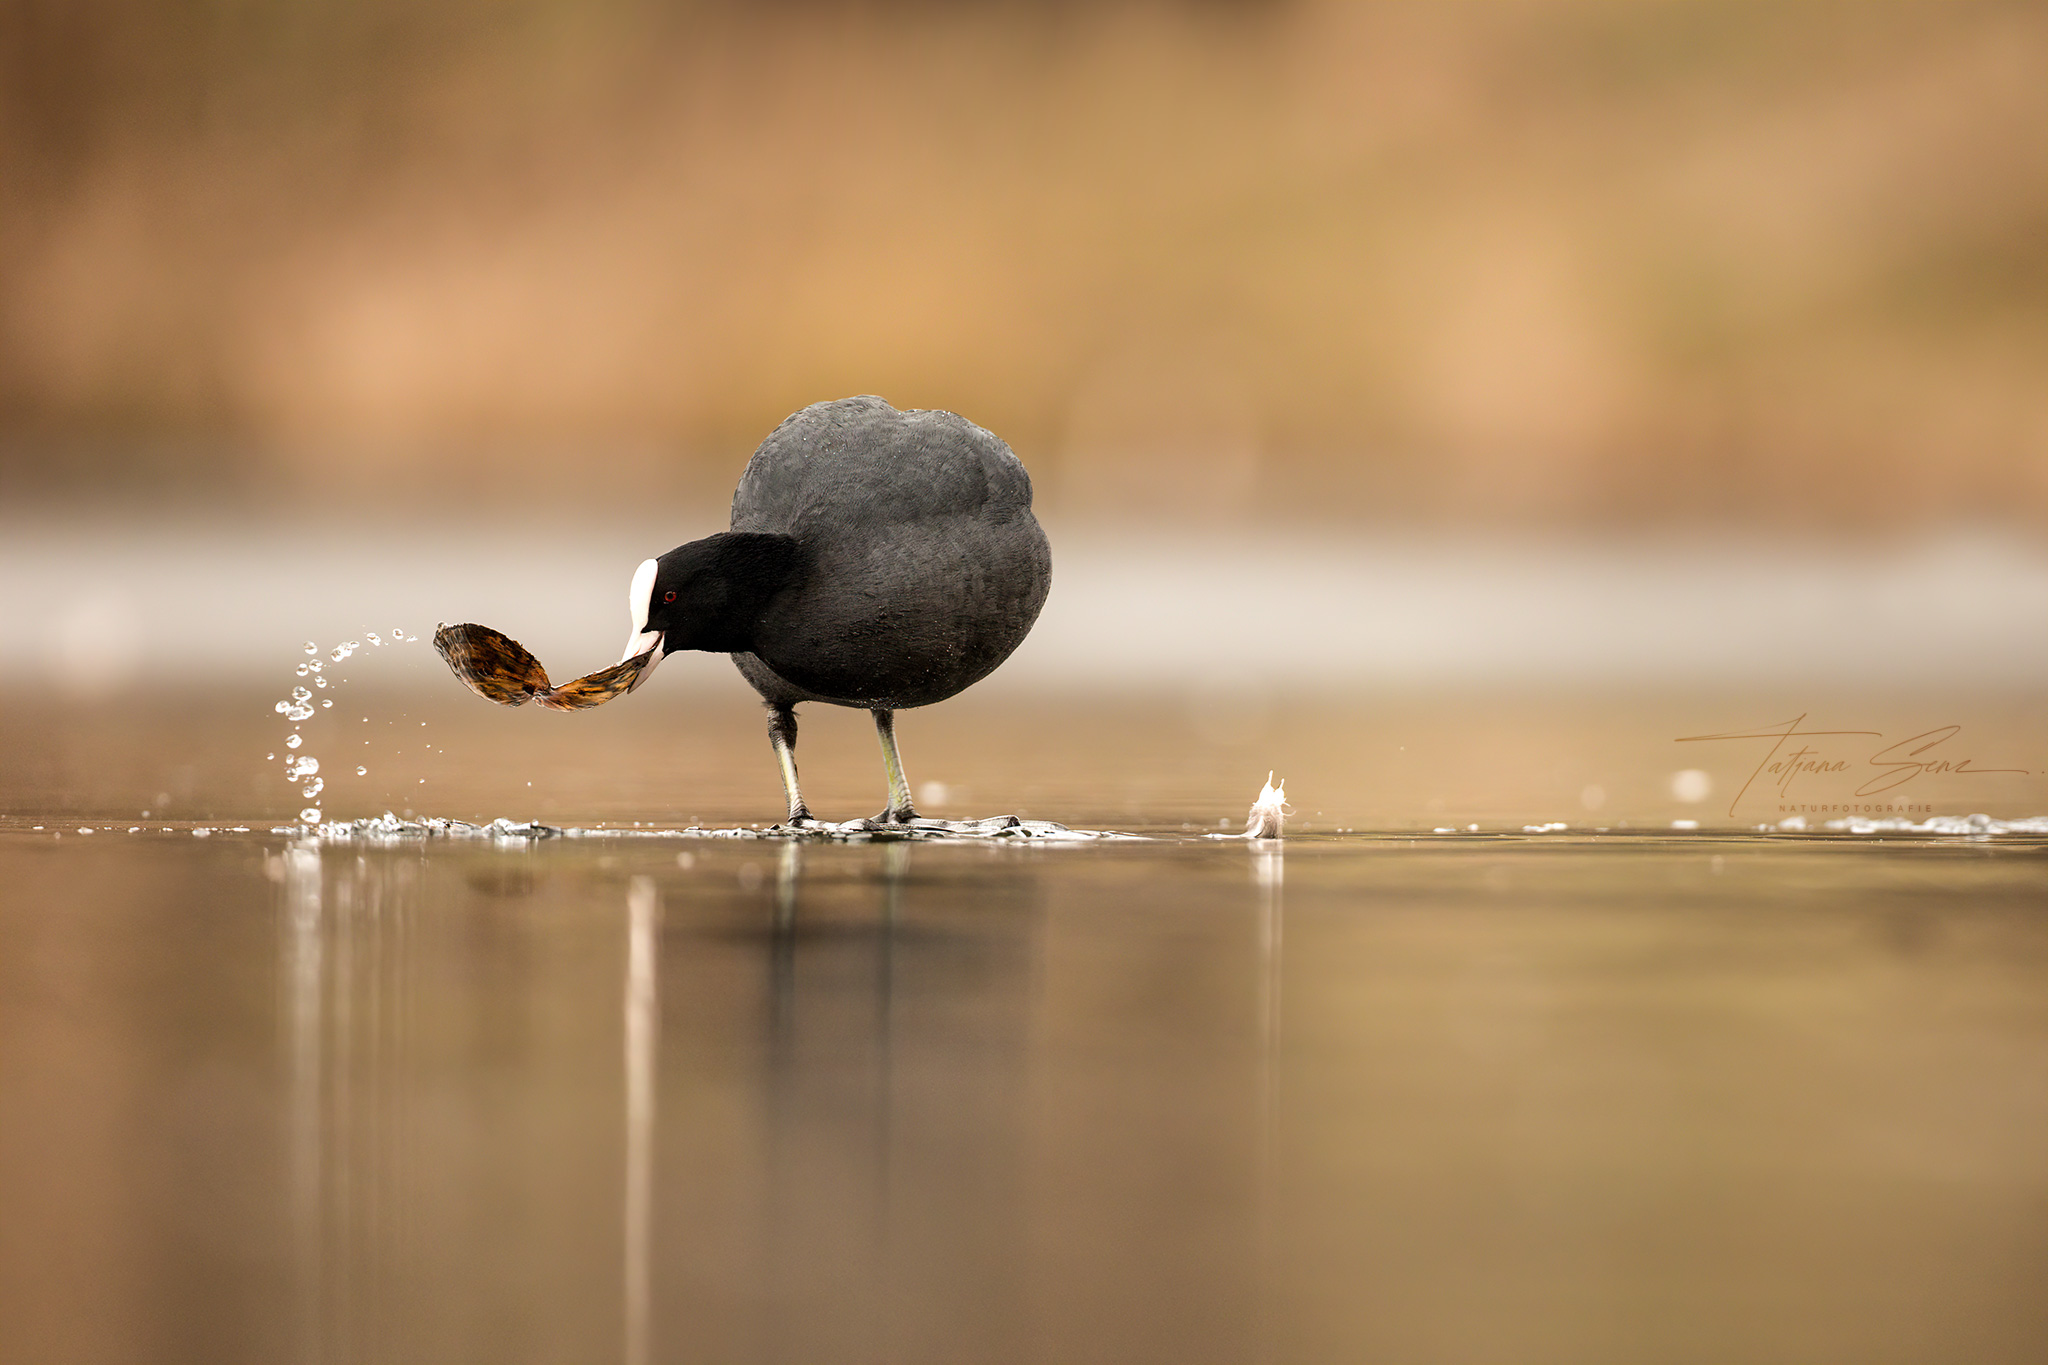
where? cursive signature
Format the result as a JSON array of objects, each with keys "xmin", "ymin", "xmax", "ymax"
[{"xmin": 1676, "ymin": 714, "xmax": 2030, "ymax": 818}]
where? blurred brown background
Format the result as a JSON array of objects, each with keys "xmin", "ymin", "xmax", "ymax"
[{"xmin": 0, "ymin": 0, "xmax": 2042, "ymax": 528}]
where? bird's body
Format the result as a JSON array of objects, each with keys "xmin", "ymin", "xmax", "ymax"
[
  {"xmin": 616, "ymin": 396, "xmax": 1050, "ymax": 827},
  {"xmin": 728, "ymin": 396, "xmax": 1050, "ymax": 712}
]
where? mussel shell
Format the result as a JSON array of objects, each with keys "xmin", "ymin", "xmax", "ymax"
[
  {"xmin": 435, "ymin": 621, "xmax": 657, "ymax": 711},
  {"xmin": 434, "ymin": 623, "xmax": 551, "ymax": 706}
]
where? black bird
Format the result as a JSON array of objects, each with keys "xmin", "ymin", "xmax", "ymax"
[{"xmin": 621, "ymin": 396, "xmax": 1051, "ymax": 827}]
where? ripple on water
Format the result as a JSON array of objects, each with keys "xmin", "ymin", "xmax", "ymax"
[{"xmin": 304, "ymin": 811, "xmax": 1136, "ymax": 844}]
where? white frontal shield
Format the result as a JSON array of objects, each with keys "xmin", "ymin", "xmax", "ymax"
[{"xmin": 620, "ymin": 557, "xmax": 664, "ymax": 686}]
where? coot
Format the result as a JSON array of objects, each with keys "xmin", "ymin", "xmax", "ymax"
[{"xmin": 622, "ymin": 396, "xmax": 1051, "ymax": 827}]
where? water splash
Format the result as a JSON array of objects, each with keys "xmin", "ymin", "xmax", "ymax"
[
  {"xmin": 275, "ymin": 631, "xmax": 418, "ymax": 824},
  {"xmin": 308, "ymin": 812, "xmax": 553, "ymax": 841},
  {"xmin": 1208, "ymin": 773, "xmax": 1291, "ymax": 840}
]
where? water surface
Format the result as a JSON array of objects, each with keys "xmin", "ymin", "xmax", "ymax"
[{"xmin": 1, "ymin": 687, "xmax": 2043, "ymax": 1362}]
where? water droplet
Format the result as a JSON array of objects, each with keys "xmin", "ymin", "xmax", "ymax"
[
  {"xmin": 330, "ymin": 642, "xmax": 358, "ymax": 662},
  {"xmin": 266, "ymin": 753, "xmax": 275, "ymax": 761},
  {"xmin": 356, "ymin": 766, "xmax": 367, "ymax": 777},
  {"xmin": 300, "ymin": 808, "xmax": 322, "ymax": 823},
  {"xmin": 301, "ymin": 778, "xmax": 324, "ymax": 799},
  {"xmin": 280, "ymin": 686, "xmax": 314, "ymax": 721},
  {"xmin": 285, "ymin": 734, "xmax": 302, "ymax": 749},
  {"xmin": 285, "ymin": 756, "xmax": 318, "ymax": 779},
  {"xmin": 366, "ymin": 633, "xmax": 382, "ymax": 646},
  {"xmin": 321, "ymin": 699, "xmax": 332, "ymax": 708},
  {"xmin": 295, "ymin": 663, "xmax": 310, "ymax": 677},
  {"xmin": 303, "ymin": 642, "xmax": 318, "ymax": 656},
  {"xmin": 313, "ymin": 676, "xmax": 328, "ymax": 689}
]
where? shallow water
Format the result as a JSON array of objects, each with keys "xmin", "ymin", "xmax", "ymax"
[{"xmin": 2, "ymin": 686, "xmax": 2045, "ymax": 1362}]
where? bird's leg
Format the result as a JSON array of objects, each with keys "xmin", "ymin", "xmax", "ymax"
[
  {"xmin": 871, "ymin": 708, "xmax": 919, "ymax": 825},
  {"xmin": 767, "ymin": 704, "xmax": 817, "ymax": 828}
]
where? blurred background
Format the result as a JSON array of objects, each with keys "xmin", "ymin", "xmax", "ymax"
[
  {"xmin": 0, "ymin": 0, "xmax": 2043, "ymax": 817},
  {"xmin": 3, "ymin": 0, "xmax": 2043, "ymax": 524}
]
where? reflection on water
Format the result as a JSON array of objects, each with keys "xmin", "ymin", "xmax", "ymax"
[
  {"xmin": 1, "ymin": 826, "xmax": 2043, "ymax": 1363},
  {"xmin": 624, "ymin": 875, "xmax": 659, "ymax": 1365},
  {"xmin": 1254, "ymin": 840, "xmax": 1283, "ymax": 1356},
  {"xmin": 284, "ymin": 844, "xmax": 321, "ymax": 1362}
]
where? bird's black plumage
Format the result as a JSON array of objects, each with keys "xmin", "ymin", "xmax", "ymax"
[
  {"xmin": 726, "ymin": 396, "xmax": 1050, "ymax": 709},
  {"xmin": 637, "ymin": 396, "xmax": 1050, "ymax": 825}
]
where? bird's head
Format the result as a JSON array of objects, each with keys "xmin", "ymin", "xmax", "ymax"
[{"xmin": 621, "ymin": 532, "xmax": 805, "ymax": 674}]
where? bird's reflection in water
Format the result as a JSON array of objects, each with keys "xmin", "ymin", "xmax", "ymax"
[
  {"xmin": 766, "ymin": 838, "xmax": 911, "ymax": 1018},
  {"xmin": 727, "ymin": 837, "xmax": 1277, "ymax": 1364},
  {"xmin": 768, "ymin": 841, "xmax": 802, "ymax": 1041}
]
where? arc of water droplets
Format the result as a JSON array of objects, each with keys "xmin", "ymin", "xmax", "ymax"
[{"xmin": 276, "ymin": 629, "xmax": 416, "ymax": 824}]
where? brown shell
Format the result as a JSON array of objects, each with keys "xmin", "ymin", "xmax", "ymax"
[
  {"xmin": 435, "ymin": 623, "xmax": 551, "ymax": 706},
  {"xmin": 434, "ymin": 621, "xmax": 656, "ymax": 712}
]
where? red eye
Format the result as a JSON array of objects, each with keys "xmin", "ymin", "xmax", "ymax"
[{"xmin": 663, "ymin": 590, "xmax": 676, "ymax": 603}]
